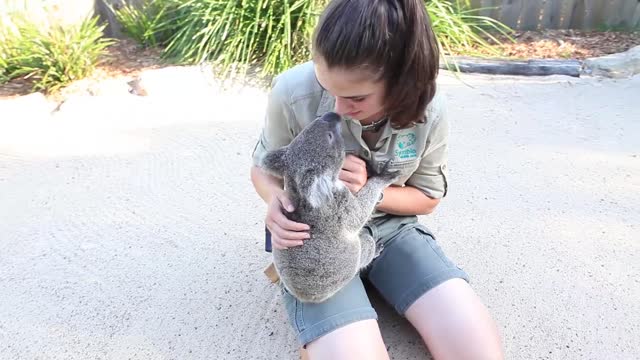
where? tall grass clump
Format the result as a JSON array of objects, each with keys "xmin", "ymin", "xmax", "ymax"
[
  {"xmin": 0, "ymin": 15, "xmax": 114, "ymax": 92},
  {"xmin": 115, "ymin": 0, "xmax": 325, "ymax": 77},
  {"xmin": 0, "ymin": 15, "xmax": 19, "ymax": 85},
  {"xmin": 115, "ymin": 0, "xmax": 512, "ymax": 78},
  {"xmin": 112, "ymin": 0, "xmax": 177, "ymax": 48},
  {"xmin": 165, "ymin": 0, "xmax": 324, "ymax": 76},
  {"xmin": 0, "ymin": 36, "xmax": 11, "ymax": 84},
  {"xmin": 427, "ymin": 0, "xmax": 513, "ymax": 57}
]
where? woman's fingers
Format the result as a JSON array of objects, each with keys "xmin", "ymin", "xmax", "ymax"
[
  {"xmin": 338, "ymin": 173, "xmax": 360, "ymax": 193},
  {"xmin": 338, "ymin": 169, "xmax": 357, "ymax": 183},
  {"xmin": 342, "ymin": 154, "xmax": 366, "ymax": 172},
  {"xmin": 266, "ymin": 192, "xmax": 310, "ymax": 249},
  {"xmin": 272, "ymin": 206, "xmax": 310, "ymax": 232},
  {"xmin": 270, "ymin": 192, "xmax": 310, "ymax": 231},
  {"xmin": 266, "ymin": 214, "xmax": 309, "ymax": 240},
  {"xmin": 268, "ymin": 222, "xmax": 308, "ymax": 249},
  {"xmin": 276, "ymin": 191, "xmax": 295, "ymax": 213},
  {"xmin": 273, "ymin": 225, "xmax": 310, "ymax": 241},
  {"xmin": 340, "ymin": 154, "xmax": 368, "ymax": 193},
  {"xmin": 273, "ymin": 238, "xmax": 305, "ymax": 250}
]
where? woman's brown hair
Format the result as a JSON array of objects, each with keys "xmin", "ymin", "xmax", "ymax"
[{"xmin": 313, "ymin": 0, "xmax": 440, "ymax": 128}]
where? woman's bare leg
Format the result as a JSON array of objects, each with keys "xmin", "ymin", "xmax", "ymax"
[
  {"xmin": 405, "ymin": 278, "xmax": 504, "ymax": 360},
  {"xmin": 305, "ymin": 319, "xmax": 389, "ymax": 360}
]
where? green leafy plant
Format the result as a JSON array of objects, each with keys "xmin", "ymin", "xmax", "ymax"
[
  {"xmin": 0, "ymin": 17, "xmax": 17, "ymax": 84},
  {"xmin": 1, "ymin": 15, "xmax": 114, "ymax": 92},
  {"xmin": 112, "ymin": 0, "xmax": 177, "ymax": 48},
  {"xmin": 427, "ymin": 0, "xmax": 513, "ymax": 57},
  {"xmin": 158, "ymin": 0, "xmax": 325, "ymax": 77},
  {"xmin": 114, "ymin": 0, "xmax": 513, "ymax": 78},
  {"xmin": 0, "ymin": 51, "xmax": 10, "ymax": 84}
]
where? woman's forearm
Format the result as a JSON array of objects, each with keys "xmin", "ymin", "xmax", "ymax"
[{"xmin": 376, "ymin": 185, "xmax": 441, "ymax": 216}]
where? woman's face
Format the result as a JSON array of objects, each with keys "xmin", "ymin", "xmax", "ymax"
[{"xmin": 314, "ymin": 57, "xmax": 386, "ymax": 124}]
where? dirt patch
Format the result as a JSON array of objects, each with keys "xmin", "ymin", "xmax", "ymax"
[{"xmin": 460, "ymin": 29, "xmax": 640, "ymax": 60}]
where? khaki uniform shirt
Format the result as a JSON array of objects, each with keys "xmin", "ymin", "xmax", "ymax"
[{"xmin": 252, "ymin": 61, "xmax": 449, "ymax": 218}]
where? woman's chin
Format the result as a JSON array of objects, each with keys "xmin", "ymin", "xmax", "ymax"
[{"xmin": 345, "ymin": 111, "xmax": 362, "ymax": 119}]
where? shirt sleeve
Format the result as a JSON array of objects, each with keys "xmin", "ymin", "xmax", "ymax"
[
  {"xmin": 405, "ymin": 95, "xmax": 450, "ymax": 199},
  {"xmin": 251, "ymin": 76, "xmax": 296, "ymax": 166}
]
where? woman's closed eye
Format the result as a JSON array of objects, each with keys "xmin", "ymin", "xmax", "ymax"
[{"xmin": 338, "ymin": 96, "xmax": 366, "ymax": 103}]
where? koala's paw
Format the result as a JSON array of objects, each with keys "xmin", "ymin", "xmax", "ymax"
[{"xmin": 374, "ymin": 161, "xmax": 401, "ymax": 184}]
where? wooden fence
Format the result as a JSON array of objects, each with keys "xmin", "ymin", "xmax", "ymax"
[{"xmin": 468, "ymin": 0, "xmax": 640, "ymax": 30}]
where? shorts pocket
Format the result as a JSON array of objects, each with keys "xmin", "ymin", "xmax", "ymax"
[{"xmin": 413, "ymin": 224, "xmax": 456, "ymax": 269}]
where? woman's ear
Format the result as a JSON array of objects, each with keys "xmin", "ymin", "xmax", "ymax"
[{"xmin": 259, "ymin": 147, "xmax": 287, "ymax": 177}]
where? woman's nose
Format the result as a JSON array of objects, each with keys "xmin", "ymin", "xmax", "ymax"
[{"xmin": 334, "ymin": 97, "xmax": 352, "ymax": 116}]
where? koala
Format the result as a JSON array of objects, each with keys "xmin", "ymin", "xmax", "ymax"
[{"xmin": 259, "ymin": 111, "xmax": 399, "ymax": 303}]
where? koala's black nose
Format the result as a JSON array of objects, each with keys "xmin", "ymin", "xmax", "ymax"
[{"xmin": 321, "ymin": 112, "xmax": 341, "ymax": 124}]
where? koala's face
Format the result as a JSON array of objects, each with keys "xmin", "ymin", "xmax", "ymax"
[{"xmin": 286, "ymin": 112, "xmax": 345, "ymax": 178}]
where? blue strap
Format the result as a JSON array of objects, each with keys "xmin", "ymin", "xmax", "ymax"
[{"xmin": 265, "ymin": 227, "xmax": 272, "ymax": 253}]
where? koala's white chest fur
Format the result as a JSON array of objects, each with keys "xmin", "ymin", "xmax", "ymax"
[{"xmin": 305, "ymin": 172, "xmax": 338, "ymax": 209}]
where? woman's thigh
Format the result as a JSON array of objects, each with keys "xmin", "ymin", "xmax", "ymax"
[
  {"xmin": 306, "ymin": 319, "xmax": 389, "ymax": 360},
  {"xmin": 365, "ymin": 222, "xmax": 470, "ymax": 315},
  {"xmin": 365, "ymin": 221, "xmax": 502, "ymax": 359},
  {"xmin": 405, "ymin": 278, "xmax": 503, "ymax": 360}
]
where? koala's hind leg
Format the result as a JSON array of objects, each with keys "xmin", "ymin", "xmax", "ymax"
[{"xmin": 358, "ymin": 232, "xmax": 377, "ymax": 269}]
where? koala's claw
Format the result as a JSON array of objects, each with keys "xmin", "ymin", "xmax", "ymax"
[
  {"xmin": 374, "ymin": 161, "xmax": 401, "ymax": 183},
  {"xmin": 374, "ymin": 243, "xmax": 384, "ymax": 258},
  {"xmin": 377, "ymin": 160, "xmax": 393, "ymax": 173}
]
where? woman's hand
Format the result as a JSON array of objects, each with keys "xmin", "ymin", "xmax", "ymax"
[
  {"xmin": 266, "ymin": 189, "xmax": 310, "ymax": 250},
  {"xmin": 339, "ymin": 154, "xmax": 368, "ymax": 193}
]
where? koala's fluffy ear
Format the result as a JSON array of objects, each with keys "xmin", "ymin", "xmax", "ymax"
[{"xmin": 260, "ymin": 147, "xmax": 287, "ymax": 177}]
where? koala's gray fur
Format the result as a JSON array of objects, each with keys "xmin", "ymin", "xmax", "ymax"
[{"xmin": 259, "ymin": 112, "xmax": 399, "ymax": 303}]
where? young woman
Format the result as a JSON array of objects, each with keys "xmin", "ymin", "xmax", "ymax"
[{"xmin": 250, "ymin": 0, "xmax": 504, "ymax": 359}]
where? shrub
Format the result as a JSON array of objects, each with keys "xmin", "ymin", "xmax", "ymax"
[
  {"xmin": 0, "ymin": 15, "xmax": 114, "ymax": 92},
  {"xmin": 428, "ymin": 0, "xmax": 512, "ymax": 57},
  {"xmin": 112, "ymin": 0, "xmax": 177, "ymax": 48},
  {"xmin": 115, "ymin": 0, "xmax": 513, "ymax": 78},
  {"xmin": 146, "ymin": 0, "xmax": 324, "ymax": 77}
]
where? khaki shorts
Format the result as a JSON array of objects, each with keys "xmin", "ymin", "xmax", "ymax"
[{"xmin": 281, "ymin": 215, "xmax": 470, "ymax": 346}]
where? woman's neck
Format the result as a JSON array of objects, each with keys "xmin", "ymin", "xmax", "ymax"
[{"xmin": 359, "ymin": 110, "xmax": 386, "ymax": 125}]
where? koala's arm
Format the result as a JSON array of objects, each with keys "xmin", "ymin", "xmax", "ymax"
[{"xmin": 343, "ymin": 177, "xmax": 390, "ymax": 232}]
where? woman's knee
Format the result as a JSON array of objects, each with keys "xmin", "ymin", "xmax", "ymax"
[
  {"xmin": 306, "ymin": 319, "xmax": 390, "ymax": 360},
  {"xmin": 405, "ymin": 278, "xmax": 504, "ymax": 360}
]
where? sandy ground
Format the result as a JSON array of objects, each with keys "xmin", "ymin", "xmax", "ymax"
[{"xmin": 0, "ymin": 69, "xmax": 639, "ymax": 360}]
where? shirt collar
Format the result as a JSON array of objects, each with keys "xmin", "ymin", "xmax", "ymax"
[{"xmin": 316, "ymin": 90, "xmax": 334, "ymax": 117}]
